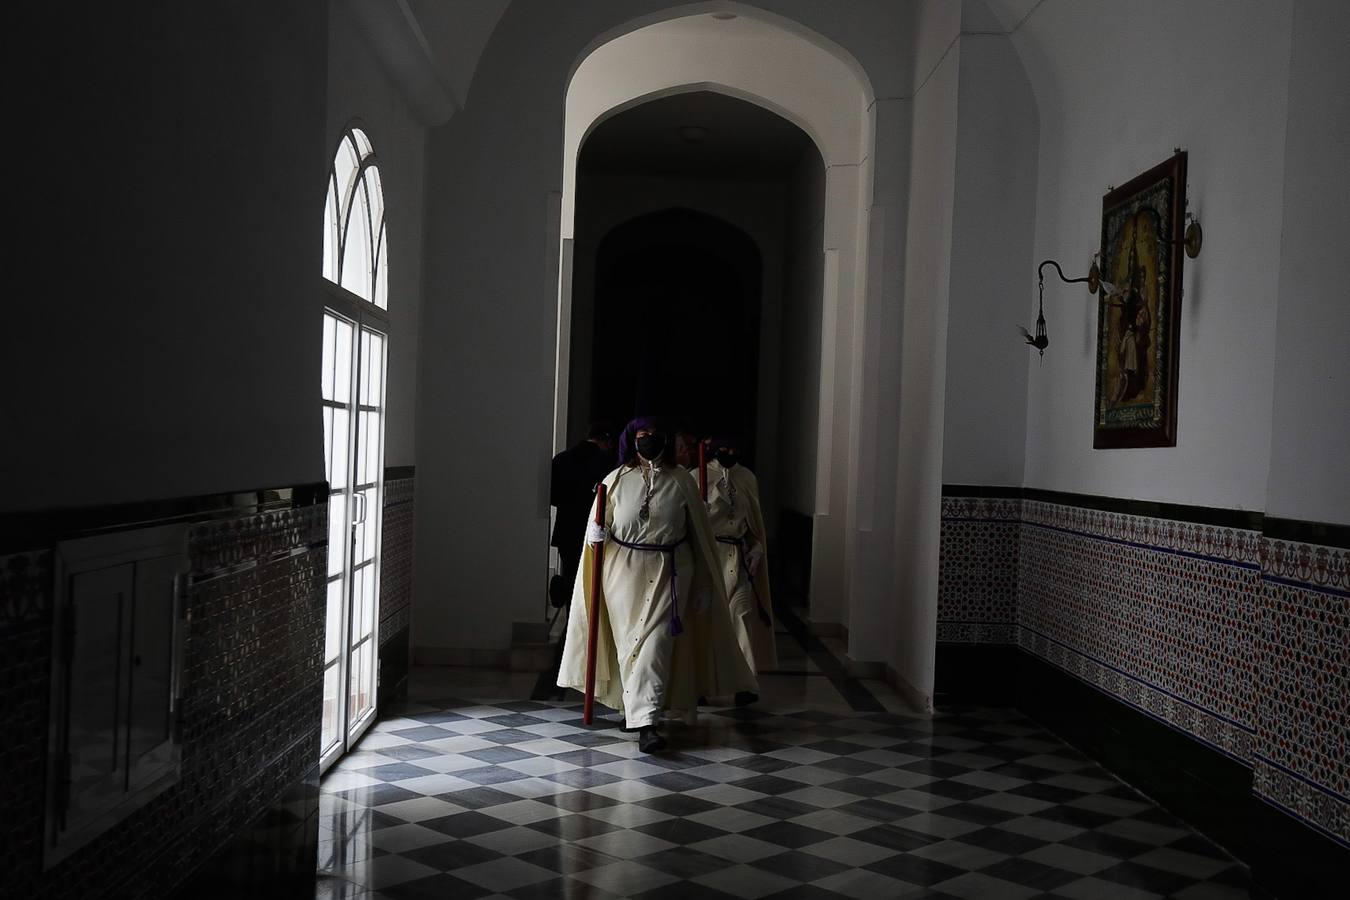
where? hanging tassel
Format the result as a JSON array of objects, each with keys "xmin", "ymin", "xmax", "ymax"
[{"xmin": 669, "ymin": 612, "xmax": 684, "ymax": 636}]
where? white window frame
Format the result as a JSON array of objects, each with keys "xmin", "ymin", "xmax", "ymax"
[{"xmin": 320, "ymin": 121, "xmax": 391, "ymax": 773}]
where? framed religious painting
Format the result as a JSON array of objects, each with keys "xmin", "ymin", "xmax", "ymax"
[{"xmin": 1092, "ymin": 151, "xmax": 1188, "ymax": 449}]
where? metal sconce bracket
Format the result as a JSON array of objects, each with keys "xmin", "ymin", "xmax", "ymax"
[{"xmin": 1022, "ymin": 258, "xmax": 1100, "ymax": 358}]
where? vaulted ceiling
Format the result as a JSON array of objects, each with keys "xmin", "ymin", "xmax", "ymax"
[{"xmin": 579, "ymin": 90, "xmax": 815, "ymax": 181}]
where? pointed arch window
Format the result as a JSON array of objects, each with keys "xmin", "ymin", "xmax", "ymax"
[
  {"xmin": 319, "ymin": 123, "xmax": 390, "ymax": 772},
  {"xmin": 324, "ymin": 125, "xmax": 388, "ymax": 309}
]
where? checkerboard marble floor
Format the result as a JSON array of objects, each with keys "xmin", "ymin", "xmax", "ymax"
[{"xmin": 317, "ymin": 642, "xmax": 1260, "ymax": 899}]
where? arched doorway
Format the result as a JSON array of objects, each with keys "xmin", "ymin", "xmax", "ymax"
[{"xmin": 553, "ymin": 13, "xmax": 874, "ymax": 637}]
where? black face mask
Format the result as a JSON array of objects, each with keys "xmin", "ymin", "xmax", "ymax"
[
  {"xmin": 716, "ymin": 449, "xmax": 737, "ymax": 467},
  {"xmin": 635, "ymin": 433, "xmax": 666, "ymax": 462}
]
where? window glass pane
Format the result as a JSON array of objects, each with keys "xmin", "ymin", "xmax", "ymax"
[
  {"xmin": 325, "ymin": 579, "xmax": 343, "ymax": 664},
  {"xmin": 347, "ymin": 643, "xmax": 362, "ymax": 721},
  {"xmin": 375, "ymin": 223, "xmax": 389, "ymax": 310},
  {"xmin": 352, "ymin": 566, "xmax": 367, "ymax": 647},
  {"xmin": 334, "ymin": 136, "xmax": 360, "ymax": 225},
  {"xmin": 359, "ymin": 330, "xmax": 372, "ymax": 407},
  {"xmin": 363, "ymin": 489, "xmax": 377, "ymax": 562},
  {"xmin": 331, "ymin": 408, "xmax": 350, "ymax": 491},
  {"xmin": 323, "ymin": 177, "xmax": 338, "ymax": 283},
  {"xmin": 352, "ymin": 127, "xmax": 373, "ymax": 158},
  {"xmin": 349, "ymin": 640, "xmax": 372, "ymax": 722},
  {"xmin": 326, "ymin": 494, "xmax": 346, "ymax": 578},
  {"xmin": 359, "ymin": 490, "xmax": 379, "ymax": 565},
  {"xmin": 321, "ymin": 315, "xmax": 335, "ymax": 402},
  {"xmin": 365, "ymin": 168, "xmax": 384, "ymax": 249},
  {"xmin": 363, "ymin": 642, "xmax": 375, "ymax": 715},
  {"xmin": 355, "ymin": 412, "xmax": 368, "ymax": 493},
  {"xmin": 365, "ymin": 331, "xmax": 385, "ymax": 409},
  {"xmin": 360, "ymin": 565, "xmax": 377, "ymax": 641},
  {"xmin": 333, "ymin": 318, "xmax": 353, "ymax": 404},
  {"xmin": 363, "ymin": 414, "xmax": 375, "ymax": 486},
  {"xmin": 322, "ymin": 407, "xmax": 333, "ymax": 482},
  {"xmin": 321, "ymin": 662, "xmax": 340, "ymax": 753},
  {"xmin": 366, "ymin": 413, "xmax": 383, "ymax": 487},
  {"xmin": 341, "ymin": 178, "xmax": 373, "ymax": 300}
]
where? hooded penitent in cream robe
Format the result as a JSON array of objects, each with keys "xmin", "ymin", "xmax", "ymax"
[
  {"xmin": 703, "ymin": 457, "xmax": 779, "ymax": 672},
  {"xmin": 557, "ymin": 461, "xmax": 756, "ymax": 728}
]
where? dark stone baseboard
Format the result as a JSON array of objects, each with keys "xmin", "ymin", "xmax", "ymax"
[
  {"xmin": 379, "ymin": 624, "xmax": 411, "ymax": 709},
  {"xmin": 1018, "ymin": 650, "xmax": 1350, "ymax": 899},
  {"xmin": 934, "ymin": 641, "xmax": 1018, "ymax": 706},
  {"xmin": 1249, "ymin": 794, "xmax": 1349, "ymax": 900},
  {"xmin": 1015, "ymin": 649, "xmax": 1255, "ymax": 861},
  {"xmin": 172, "ymin": 765, "xmax": 320, "ymax": 899}
]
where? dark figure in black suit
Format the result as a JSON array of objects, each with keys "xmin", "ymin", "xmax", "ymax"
[{"xmin": 549, "ymin": 421, "xmax": 616, "ymax": 607}]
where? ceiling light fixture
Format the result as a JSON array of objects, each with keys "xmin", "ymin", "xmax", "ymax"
[{"xmin": 710, "ymin": 12, "xmax": 738, "ymax": 20}]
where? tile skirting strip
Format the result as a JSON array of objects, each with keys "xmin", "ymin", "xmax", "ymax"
[
  {"xmin": 942, "ymin": 483, "xmax": 1265, "ymax": 531},
  {"xmin": 0, "ymin": 481, "xmax": 329, "ymax": 551},
  {"xmin": 942, "ymin": 483, "xmax": 1348, "ymax": 548}
]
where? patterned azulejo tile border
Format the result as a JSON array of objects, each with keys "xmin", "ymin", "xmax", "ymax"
[
  {"xmin": 934, "ymin": 621, "xmax": 1017, "ymax": 644},
  {"xmin": 379, "ymin": 476, "xmax": 415, "ymax": 650},
  {"xmin": 1262, "ymin": 537, "xmax": 1348, "ymax": 590},
  {"xmin": 1255, "ymin": 759, "xmax": 1349, "ymax": 847},
  {"xmin": 938, "ymin": 490, "xmax": 1349, "ymax": 846},
  {"xmin": 1020, "ymin": 500, "xmax": 1262, "ymax": 566},
  {"xmin": 1252, "ymin": 536, "xmax": 1349, "ymax": 846},
  {"xmin": 1018, "ymin": 517, "xmax": 1260, "ymax": 737},
  {"xmin": 938, "ymin": 497, "xmax": 1019, "ymax": 638}
]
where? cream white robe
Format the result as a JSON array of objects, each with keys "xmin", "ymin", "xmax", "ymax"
[
  {"xmin": 557, "ymin": 463, "xmax": 756, "ymax": 727},
  {"xmin": 704, "ymin": 460, "xmax": 779, "ymax": 672}
]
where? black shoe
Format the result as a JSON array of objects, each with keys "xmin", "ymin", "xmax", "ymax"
[
  {"xmin": 735, "ymin": 691, "xmax": 759, "ymax": 707},
  {"xmin": 638, "ymin": 726, "xmax": 667, "ymax": 754}
]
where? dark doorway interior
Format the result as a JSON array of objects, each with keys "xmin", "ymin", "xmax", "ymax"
[{"xmin": 589, "ymin": 209, "xmax": 762, "ymax": 462}]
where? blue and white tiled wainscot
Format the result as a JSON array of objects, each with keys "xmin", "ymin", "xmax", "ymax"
[{"xmin": 935, "ymin": 486, "xmax": 1348, "ymax": 898}]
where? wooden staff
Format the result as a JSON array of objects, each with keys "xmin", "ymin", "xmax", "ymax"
[
  {"xmin": 583, "ymin": 483, "xmax": 606, "ymax": 725},
  {"xmin": 698, "ymin": 440, "xmax": 708, "ymax": 501}
]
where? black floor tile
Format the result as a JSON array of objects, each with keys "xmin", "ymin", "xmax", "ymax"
[
  {"xmin": 419, "ymin": 810, "xmax": 516, "ymax": 839},
  {"xmin": 847, "ymin": 823, "xmax": 941, "ymax": 852},
  {"xmin": 740, "ymin": 821, "xmax": 836, "ymax": 849},
  {"xmin": 379, "ymin": 873, "xmax": 493, "ymax": 899},
  {"xmin": 635, "ymin": 817, "xmax": 729, "ymax": 845},
  {"xmin": 401, "ymin": 838, "xmax": 503, "ymax": 872},
  {"xmin": 637, "ymin": 793, "xmax": 721, "ymax": 817},
  {"xmin": 750, "ymin": 850, "xmax": 851, "ymax": 882},
  {"xmin": 976, "ymin": 856, "xmax": 1081, "ymax": 890},
  {"xmin": 865, "ymin": 853, "xmax": 967, "ymax": 886}
]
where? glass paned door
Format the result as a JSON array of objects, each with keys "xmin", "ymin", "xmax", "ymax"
[{"xmin": 320, "ymin": 311, "xmax": 387, "ymax": 771}]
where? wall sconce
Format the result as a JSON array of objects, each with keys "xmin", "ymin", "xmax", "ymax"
[
  {"xmin": 1022, "ymin": 214, "xmax": 1201, "ymax": 359},
  {"xmin": 1021, "ymin": 258, "xmax": 1103, "ymax": 359}
]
